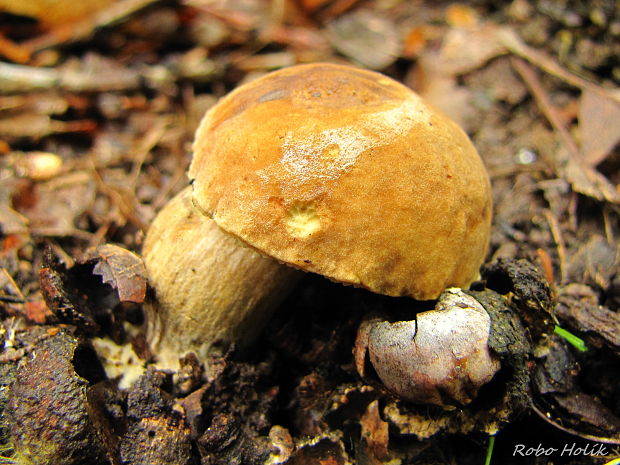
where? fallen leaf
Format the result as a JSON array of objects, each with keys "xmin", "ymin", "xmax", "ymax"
[
  {"xmin": 579, "ymin": 88, "xmax": 620, "ymax": 167},
  {"xmin": 0, "ymin": 267, "xmax": 25, "ymax": 316},
  {"xmin": 0, "ymin": 204, "xmax": 29, "ymax": 235},
  {"xmin": 325, "ymin": 9, "xmax": 400, "ymax": 70},
  {"xmin": 14, "ymin": 175, "xmax": 96, "ymax": 238},
  {"xmin": 430, "ymin": 23, "xmax": 507, "ymax": 76},
  {"xmin": 298, "ymin": 0, "xmax": 331, "ymax": 15},
  {"xmin": 554, "ymin": 394, "xmax": 620, "ymax": 434},
  {"xmin": 561, "ymin": 150, "xmax": 620, "ymax": 204},
  {"xmin": 84, "ymin": 243, "xmax": 147, "ymax": 303},
  {"xmin": 567, "ymin": 235, "xmax": 619, "ymax": 289},
  {"xmin": 402, "ymin": 26, "xmax": 428, "ymax": 59}
]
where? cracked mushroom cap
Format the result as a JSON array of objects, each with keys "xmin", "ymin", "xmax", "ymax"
[{"xmin": 189, "ymin": 63, "xmax": 492, "ymax": 300}]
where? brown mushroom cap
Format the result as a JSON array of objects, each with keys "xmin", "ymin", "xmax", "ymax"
[{"xmin": 189, "ymin": 63, "xmax": 492, "ymax": 300}]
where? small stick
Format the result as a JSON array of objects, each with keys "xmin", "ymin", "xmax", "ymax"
[{"xmin": 543, "ymin": 209, "xmax": 568, "ymax": 285}]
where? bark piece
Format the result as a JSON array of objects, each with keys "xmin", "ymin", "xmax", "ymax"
[
  {"xmin": 120, "ymin": 368, "xmax": 195, "ymax": 465},
  {"xmin": 7, "ymin": 330, "xmax": 113, "ymax": 465}
]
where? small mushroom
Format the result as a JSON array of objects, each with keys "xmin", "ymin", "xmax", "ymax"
[
  {"xmin": 355, "ymin": 289, "xmax": 501, "ymax": 406},
  {"xmin": 143, "ymin": 63, "xmax": 492, "ymax": 370}
]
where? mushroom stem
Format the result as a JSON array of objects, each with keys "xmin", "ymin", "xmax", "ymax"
[{"xmin": 143, "ymin": 187, "xmax": 301, "ymax": 370}]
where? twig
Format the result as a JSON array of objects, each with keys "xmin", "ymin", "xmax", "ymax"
[
  {"xmin": 498, "ymin": 28, "xmax": 620, "ymax": 104},
  {"xmin": 603, "ymin": 205, "xmax": 614, "ymax": 244},
  {"xmin": 512, "ymin": 57, "xmax": 620, "ymax": 203},
  {"xmin": 535, "ymin": 248, "xmax": 555, "ymax": 285},
  {"xmin": 0, "ymin": 63, "xmax": 59, "ymax": 94},
  {"xmin": 30, "ymin": 227, "xmax": 94, "ymax": 240},
  {"xmin": 90, "ymin": 159, "xmax": 148, "ymax": 233},
  {"xmin": 511, "ymin": 57, "xmax": 580, "ymax": 157},
  {"xmin": 151, "ymin": 161, "xmax": 189, "ymax": 211},
  {"xmin": 0, "ymin": 295, "xmax": 26, "ymax": 304},
  {"xmin": 543, "ymin": 209, "xmax": 568, "ymax": 285},
  {"xmin": 128, "ymin": 119, "xmax": 170, "ymax": 187}
]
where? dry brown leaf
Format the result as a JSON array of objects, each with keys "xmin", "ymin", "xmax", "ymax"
[
  {"xmin": 431, "ymin": 23, "xmax": 507, "ymax": 76},
  {"xmin": 84, "ymin": 243, "xmax": 147, "ymax": 303},
  {"xmin": 579, "ymin": 88, "xmax": 620, "ymax": 167},
  {"xmin": 415, "ymin": 23, "xmax": 509, "ymax": 128},
  {"xmin": 566, "ymin": 235, "xmax": 619, "ymax": 289},
  {"xmin": 9, "ymin": 175, "xmax": 96, "ymax": 238},
  {"xmin": 561, "ymin": 150, "xmax": 620, "ymax": 204},
  {"xmin": 554, "ymin": 394, "xmax": 620, "ymax": 435},
  {"xmin": 325, "ymin": 9, "xmax": 400, "ymax": 70},
  {"xmin": 0, "ymin": 204, "xmax": 29, "ymax": 235}
]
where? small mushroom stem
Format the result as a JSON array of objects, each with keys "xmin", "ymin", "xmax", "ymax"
[{"xmin": 143, "ymin": 187, "xmax": 301, "ymax": 370}]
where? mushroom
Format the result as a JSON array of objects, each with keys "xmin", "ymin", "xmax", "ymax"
[
  {"xmin": 143, "ymin": 187, "xmax": 300, "ymax": 369},
  {"xmin": 354, "ymin": 289, "xmax": 501, "ymax": 406},
  {"xmin": 143, "ymin": 63, "xmax": 492, "ymax": 371}
]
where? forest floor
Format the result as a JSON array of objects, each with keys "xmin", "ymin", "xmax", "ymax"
[{"xmin": 0, "ymin": 0, "xmax": 619, "ymax": 464}]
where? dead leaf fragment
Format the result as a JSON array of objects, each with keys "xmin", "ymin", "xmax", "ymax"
[
  {"xmin": 554, "ymin": 394, "xmax": 620, "ymax": 434},
  {"xmin": 325, "ymin": 9, "xmax": 400, "ymax": 70},
  {"xmin": 84, "ymin": 243, "xmax": 147, "ymax": 304},
  {"xmin": 567, "ymin": 235, "xmax": 619, "ymax": 289},
  {"xmin": 579, "ymin": 88, "xmax": 620, "ymax": 167},
  {"xmin": 430, "ymin": 23, "xmax": 507, "ymax": 76},
  {"xmin": 561, "ymin": 149, "xmax": 620, "ymax": 204},
  {"xmin": 15, "ymin": 176, "xmax": 96, "ymax": 238}
]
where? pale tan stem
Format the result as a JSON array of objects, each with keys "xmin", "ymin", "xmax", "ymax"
[{"xmin": 143, "ymin": 186, "xmax": 300, "ymax": 370}]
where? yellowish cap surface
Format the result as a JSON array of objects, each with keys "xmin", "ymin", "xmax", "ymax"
[{"xmin": 189, "ymin": 63, "xmax": 492, "ymax": 300}]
